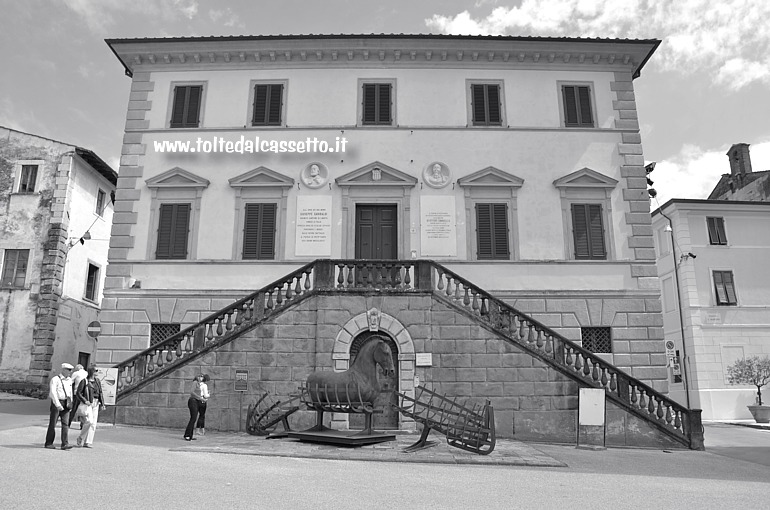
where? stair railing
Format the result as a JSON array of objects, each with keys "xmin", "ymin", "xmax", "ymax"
[{"xmin": 429, "ymin": 262, "xmax": 703, "ymax": 450}]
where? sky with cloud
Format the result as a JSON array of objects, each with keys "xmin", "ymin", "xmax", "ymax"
[{"xmin": 1, "ymin": 0, "xmax": 767, "ymax": 207}]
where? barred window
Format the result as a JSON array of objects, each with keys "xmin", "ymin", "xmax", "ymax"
[
  {"xmin": 581, "ymin": 327, "xmax": 612, "ymax": 353},
  {"xmin": 150, "ymin": 323, "xmax": 181, "ymax": 346}
]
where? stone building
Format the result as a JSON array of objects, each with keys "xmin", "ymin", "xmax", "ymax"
[
  {"xmin": 100, "ymin": 34, "xmax": 701, "ymax": 448},
  {"xmin": 0, "ymin": 126, "xmax": 117, "ymax": 388},
  {"xmin": 653, "ymin": 146, "xmax": 770, "ymax": 419}
]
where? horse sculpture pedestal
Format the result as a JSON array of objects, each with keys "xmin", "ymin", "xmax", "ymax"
[{"xmin": 288, "ymin": 338, "xmax": 397, "ymax": 447}]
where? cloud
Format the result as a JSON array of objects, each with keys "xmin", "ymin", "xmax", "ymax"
[
  {"xmin": 649, "ymin": 140, "xmax": 770, "ymax": 208},
  {"xmin": 62, "ymin": 0, "xmax": 199, "ymax": 35},
  {"xmin": 426, "ymin": 0, "xmax": 770, "ymax": 89},
  {"xmin": 209, "ymin": 7, "xmax": 243, "ymax": 28}
]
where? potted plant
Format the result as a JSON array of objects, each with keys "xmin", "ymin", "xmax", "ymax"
[{"xmin": 726, "ymin": 355, "xmax": 770, "ymax": 423}]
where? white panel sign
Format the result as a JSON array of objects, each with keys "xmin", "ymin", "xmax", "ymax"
[
  {"xmin": 295, "ymin": 196, "xmax": 332, "ymax": 256},
  {"xmin": 415, "ymin": 353, "xmax": 433, "ymax": 367},
  {"xmin": 95, "ymin": 367, "xmax": 118, "ymax": 406},
  {"xmin": 420, "ymin": 196, "xmax": 456, "ymax": 257},
  {"xmin": 578, "ymin": 388, "xmax": 605, "ymax": 426}
]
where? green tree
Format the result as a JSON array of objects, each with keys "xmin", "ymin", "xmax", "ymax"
[{"xmin": 727, "ymin": 356, "xmax": 770, "ymax": 406}]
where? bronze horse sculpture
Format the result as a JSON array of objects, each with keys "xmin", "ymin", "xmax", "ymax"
[{"xmin": 301, "ymin": 337, "xmax": 395, "ymax": 436}]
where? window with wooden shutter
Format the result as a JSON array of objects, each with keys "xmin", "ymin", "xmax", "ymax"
[
  {"xmin": 476, "ymin": 203, "xmax": 509, "ymax": 260},
  {"xmin": 1, "ymin": 249, "xmax": 29, "ymax": 288},
  {"xmin": 361, "ymin": 83, "xmax": 392, "ymax": 125},
  {"xmin": 170, "ymin": 85, "xmax": 202, "ymax": 128},
  {"xmin": 706, "ymin": 217, "xmax": 727, "ymax": 245},
  {"xmin": 252, "ymin": 84, "xmax": 283, "ymax": 126},
  {"xmin": 571, "ymin": 203, "xmax": 606, "ymax": 259},
  {"xmin": 713, "ymin": 270, "xmax": 737, "ymax": 305},
  {"xmin": 155, "ymin": 203, "xmax": 191, "ymax": 259},
  {"xmin": 562, "ymin": 85, "xmax": 594, "ymax": 127},
  {"xmin": 471, "ymin": 84, "xmax": 502, "ymax": 126},
  {"xmin": 84, "ymin": 263, "xmax": 99, "ymax": 302},
  {"xmin": 242, "ymin": 203, "xmax": 276, "ymax": 260},
  {"xmin": 19, "ymin": 165, "xmax": 38, "ymax": 192}
]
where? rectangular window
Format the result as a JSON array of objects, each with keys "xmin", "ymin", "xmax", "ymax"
[
  {"xmin": 170, "ymin": 85, "xmax": 202, "ymax": 128},
  {"xmin": 84, "ymin": 263, "xmax": 99, "ymax": 302},
  {"xmin": 713, "ymin": 270, "xmax": 737, "ymax": 306},
  {"xmin": 707, "ymin": 217, "xmax": 727, "ymax": 245},
  {"xmin": 476, "ymin": 203, "xmax": 509, "ymax": 260},
  {"xmin": 252, "ymin": 84, "xmax": 284, "ymax": 126},
  {"xmin": 156, "ymin": 203, "xmax": 191, "ymax": 259},
  {"xmin": 95, "ymin": 189, "xmax": 106, "ymax": 216},
  {"xmin": 562, "ymin": 85, "xmax": 594, "ymax": 127},
  {"xmin": 581, "ymin": 327, "xmax": 612, "ymax": 353},
  {"xmin": 571, "ymin": 204, "xmax": 606, "ymax": 260},
  {"xmin": 1, "ymin": 249, "xmax": 29, "ymax": 288},
  {"xmin": 243, "ymin": 203, "xmax": 276, "ymax": 260},
  {"xmin": 471, "ymin": 83, "xmax": 502, "ymax": 126},
  {"xmin": 361, "ymin": 83, "xmax": 392, "ymax": 125},
  {"xmin": 19, "ymin": 165, "xmax": 38, "ymax": 192},
  {"xmin": 150, "ymin": 323, "xmax": 181, "ymax": 346}
]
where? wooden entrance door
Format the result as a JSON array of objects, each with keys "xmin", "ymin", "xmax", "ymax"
[
  {"xmin": 348, "ymin": 332, "xmax": 399, "ymax": 430},
  {"xmin": 355, "ymin": 205, "xmax": 397, "ymax": 259}
]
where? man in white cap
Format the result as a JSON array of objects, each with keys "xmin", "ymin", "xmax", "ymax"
[{"xmin": 44, "ymin": 363, "xmax": 74, "ymax": 450}]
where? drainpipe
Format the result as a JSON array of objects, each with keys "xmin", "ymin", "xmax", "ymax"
[{"xmin": 659, "ymin": 208, "xmax": 692, "ymax": 410}]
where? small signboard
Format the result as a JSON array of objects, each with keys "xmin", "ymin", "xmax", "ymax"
[
  {"xmin": 415, "ymin": 353, "xmax": 433, "ymax": 367},
  {"xmin": 577, "ymin": 388, "xmax": 606, "ymax": 449},
  {"xmin": 87, "ymin": 321, "xmax": 101, "ymax": 338},
  {"xmin": 95, "ymin": 367, "xmax": 118, "ymax": 406},
  {"xmin": 234, "ymin": 369, "xmax": 248, "ymax": 392}
]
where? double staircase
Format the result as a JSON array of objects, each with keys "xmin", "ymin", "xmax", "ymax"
[{"xmin": 111, "ymin": 259, "xmax": 704, "ymax": 450}]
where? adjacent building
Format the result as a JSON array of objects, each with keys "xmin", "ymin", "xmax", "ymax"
[
  {"xmin": 98, "ymin": 34, "xmax": 691, "ymax": 447},
  {"xmin": 0, "ymin": 126, "xmax": 117, "ymax": 389},
  {"xmin": 652, "ymin": 145, "xmax": 770, "ymax": 420}
]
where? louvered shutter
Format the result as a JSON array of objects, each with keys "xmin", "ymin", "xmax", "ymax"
[
  {"xmin": 723, "ymin": 272, "xmax": 737, "ymax": 303},
  {"xmin": 572, "ymin": 204, "xmax": 590, "ymax": 258},
  {"xmin": 253, "ymin": 85, "xmax": 268, "ymax": 125},
  {"xmin": 563, "ymin": 86, "xmax": 580, "ymax": 126},
  {"xmin": 362, "ymin": 84, "xmax": 377, "ymax": 124},
  {"xmin": 572, "ymin": 204, "xmax": 606, "ymax": 259},
  {"xmin": 476, "ymin": 204, "xmax": 493, "ymax": 259},
  {"xmin": 170, "ymin": 87, "xmax": 187, "ymax": 127},
  {"xmin": 156, "ymin": 204, "xmax": 190, "ymax": 259},
  {"xmin": 587, "ymin": 204, "xmax": 606, "ymax": 259},
  {"xmin": 577, "ymin": 86, "xmax": 593, "ymax": 125},
  {"xmin": 243, "ymin": 203, "xmax": 276, "ymax": 260},
  {"xmin": 2, "ymin": 250, "xmax": 18, "ymax": 286},
  {"xmin": 185, "ymin": 86, "xmax": 202, "ymax": 127},
  {"xmin": 714, "ymin": 271, "xmax": 727, "ymax": 304},
  {"xmin": 707, "ymin": 217, "xmax": 719, "ymax": 244},
  {"xmin": 378, "ymin": 84, "xmax": 391, "ymax": 124},
  {"xmin": 476, "ymin": 203, "xmax": 509, "ymax": 260},
  {"xmin": 486, "ymin": 85, "xmax": 501, "ymax": 125},
  {"xmin": 267, "ymin": 84, "xmax": 283, "ymax": 125},
  {"xmin": 471, "ymin": 84, "xmax": 486, "ymax": 125}
]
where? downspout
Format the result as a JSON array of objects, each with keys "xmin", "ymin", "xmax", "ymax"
[{"xmin": 658, "ymin": 207, "xmax": 692, "ymax": 410}]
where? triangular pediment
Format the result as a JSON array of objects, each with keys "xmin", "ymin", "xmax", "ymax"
[
  {"xmin": 553, "ymin": 167, "xmax": 618, "ymax": 189},
  {"xmin": 335, "ymin": 161, "xmax": 417, "ymax": 187},
  {"xmin": 229, "ymin": 166, "xmax": 294, "ymax": 188},
  {"xmin": 457, "ymin": 166, "xmax": 524, "ymax": 188},
  {"xmin": 146, "ymin": 167, "xmax": 210, "ymax": 189}
]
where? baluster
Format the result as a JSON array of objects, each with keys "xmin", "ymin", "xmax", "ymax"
[
  {"xmin": 285, "ymin": 277, "xmax": 294, "ymax": 300},
  {"xmin": 166, "ymin": 346, "xmax": 174, "ymax": 362},
  {"xmin": 472, "ymin": 291, "xmax": 479, "ymax": 314},
  {"xmin": 295, "ymin": 275, "xmax": 302, "ymax": 295},
  {"xmin": 535, "ymin": 329, "xmax": 544, "ymax": 349},
  {"xmin": 463, "ymin": 287, "xmax": 471, "ymax": 307},
  {"xmin": 266, "ymin": 291, "xmax": 274, "ymax": 311},
  {"xmin": 574, "ymin": 352, "xmax": 583, "ymax": 372},
  {"xmin": 276, "ymin": 284, "xmax": 284, "ymax": 306},
  {"xmin": 225, "ymin": 312, "xmax": 233, "ymax": 331},
  {"xmin": 404, "ymin": 266, "xmax": 411, "ymax": 288},
  {"xmin": 446, "ymin": 276, "xmax": 453, "ymax": 297},
  {"xmin": 665, "ymin": 405, "xmax": 673, "ymax": 426},
  {"xmin": 591, "ymin": 360, "xmax": 599, "ymax": 381},
  {"xmin": 117, "ymin": 369, "xmax": 124, "ymax": 390},
  {"xmin": 305, "ymin": 269, "xmax": 313, "ymax": 290},
  {"xmin": 234, "ymin": 305, "xmax": 243, "ymax": 326},
  {"xmin": 609, "ymin": 373, "xmax": 617, "ymax": 392},
  {"xmin": 245, "ymin": 300, "xmax": 253, "ymax": 321},
  {"xmin": 480, "ymin": 297, "xmax": 487, "ymax": 316},
  {"xmin": 527, "ymin": 325, "xmax": 535, "ymax": 344},
  {"xmin": 437, "ymin": 271, "xmax": 445, "ymax": 291},
  {"xmin": 128, "ymin": 363, "xmax": 135, "ymax": 384},
  {"xmin": 176, "ymin": 340, "xmax": 183, "ymax": 358},
  {"xmin": 600, "ymin": 368, "xmax": 608, "ymax": 387},
  {"xmin": 545, "ymin": 334, "xmax": 553, "ymax": 355},
  {"xmin": 394, "ymin": 264, "xmax": 403, "ymax": 288},
  {"xmin": 565, "ymin": 346, "xmax": 574, "ymax": 367},
  {"xmin": 156, "ymin": 349, "xmax": 164, "ymax": 368},
  {"xmin": 518, "ymin": 318, "xmax": 527, "ymax": 340},
  {"xmin": 147, "ymin": 353, "xmax": 155, "ymax": 373},
  {"xmin": 216, "ymin": 317, "xmax": 224, "ymax": 336},
  {"xmin": 582, "ymin": 355, "xmax": 591, "ymax": 377},
  {"xmin": 630, "ymin": 385, "xmax": 638, "ymax": 405},
  {"xmin": 639, "ymin": 389, "xmax": 646, "ymax": 410},
  {"xmin": 337, "ymin": 264, "xmax": 345, "ymax": 288},
  {"xmin": 367, "ymin": 264, "xmax": 374, "ymax": 286},
  {"xmin": 185, "ymin": 332, "xmax": 193, "ymax": 352},
  {"xmin": 674, "ymin": 410, "xmax": 682, "ymax": 430},
  {"xmin": 648, "ymin": 395, "xmax": 656, "ymax": 415},
  {"xmin": 454, "ymin": 281, "xmax": 461, "ymax": 302}
]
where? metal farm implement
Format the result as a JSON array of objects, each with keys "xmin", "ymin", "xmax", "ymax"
[
  {"xmin": 394, "ymin": 385, "xmax": 496, "ymax": 455},
  {"xmin": 246, "ymin": 392, "xmax": 301, "ymax": 438}
]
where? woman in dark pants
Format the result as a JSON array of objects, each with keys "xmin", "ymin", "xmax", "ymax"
[
  {"xmin": 184, "ymin": 375, "xmax": 204, "ymax": 441},
  {"xmin": 196, "ymin": 374, "xmax": 210, "ymax": 436}
]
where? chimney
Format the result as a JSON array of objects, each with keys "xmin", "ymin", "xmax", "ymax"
[{"xmin": 727, "ymin": 143, "xmax": 752, "ymax": 178}]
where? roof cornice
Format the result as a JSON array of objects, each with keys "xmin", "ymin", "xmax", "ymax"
[{"xmin": 106, "ymin": 34, "xmax": 660, "ymax": 80}]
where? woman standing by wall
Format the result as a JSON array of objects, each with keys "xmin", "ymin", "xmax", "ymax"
[
  {"xmin": 184, "ymin": 375, "xmax": 205, "ymax": 441},
  {"xmin": 196, "ymin": 374, "xmax": 210, "ymax": 436}
]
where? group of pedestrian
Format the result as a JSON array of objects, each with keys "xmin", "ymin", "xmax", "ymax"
[
  {"xmin": 184, "ymin": 373, "xmax": 210, "ymax": 441},
  {"xmin": 44, "ymin": 362, "xmax": 105, "ymax": 450}
]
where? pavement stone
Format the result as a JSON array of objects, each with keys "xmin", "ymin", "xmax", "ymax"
[{"xmin": 170, "ymin": 430, "xmax": 568, "ymax": 467}]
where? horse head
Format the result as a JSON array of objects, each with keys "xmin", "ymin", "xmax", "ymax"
[{"xmin": 373, "ymin": 339, "xmax": 395, "ymax": 377}]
